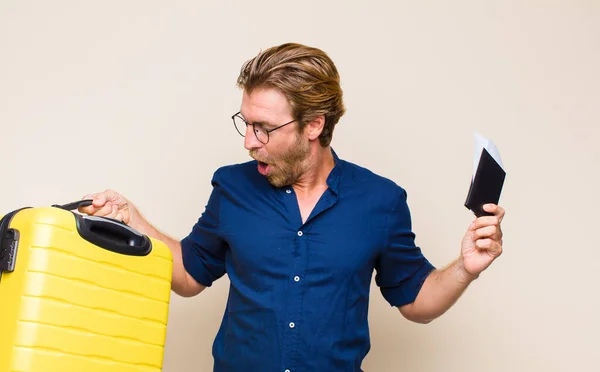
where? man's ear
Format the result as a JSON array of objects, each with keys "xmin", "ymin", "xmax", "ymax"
[{"xmin": 305, "ymin": 115, "xmax": 325, "ymax": 141}]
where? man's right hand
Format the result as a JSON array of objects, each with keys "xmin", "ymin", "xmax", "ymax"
[{"xmin": 78, "ymin": 190, "xmax": 139, "ymax": 228}]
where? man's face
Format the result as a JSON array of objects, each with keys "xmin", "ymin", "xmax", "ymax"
[{"xmin": 241, "ymin": 88, "xmax": 311, "ymax": 187}]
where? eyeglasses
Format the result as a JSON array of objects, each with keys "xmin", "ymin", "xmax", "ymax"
[{"xmin": 232, "ymin": 111, "xmax": 296, "ymax": 145}]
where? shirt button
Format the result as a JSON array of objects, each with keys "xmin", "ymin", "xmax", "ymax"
[
  {"xmin": 294, "ymin": 276, "xmax": 300, "ymax": 282},
  {"xmin": 286, "ymin": 189, "xmax": 291, "ymax": 194},
  {"xmin": 285, "ymin": 370, "xmax": 291, "ymax": 372},
  {"xmin": 297, "ymin": 231, "xmax": 303, "ymax": 236},
  {"xmin": 289, "ymin": 322, "xmax": 295, "ymax": 328}
]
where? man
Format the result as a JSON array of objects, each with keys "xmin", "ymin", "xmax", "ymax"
[{"xmin": 80, "ymin": 43, "xmax": 505, "ymax": 371}]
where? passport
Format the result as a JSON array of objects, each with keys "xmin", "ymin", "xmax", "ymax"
[{"xmin": 465, "ymin": 133, "xmax": 506, "ymax": 217}]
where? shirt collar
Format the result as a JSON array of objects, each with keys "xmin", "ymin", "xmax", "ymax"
[{"xmin": 326, "ymin": 148, "xmax": 342, "ymax": 195}]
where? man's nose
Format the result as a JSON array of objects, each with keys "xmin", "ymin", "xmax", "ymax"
[{"xmin": 244, "ymin": 125, "xmax": 262, "ymax": 151}]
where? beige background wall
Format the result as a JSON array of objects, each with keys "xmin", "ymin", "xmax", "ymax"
[{"xmin": 1, "ymin": 1, "xmax": 598, "ymax": 371}]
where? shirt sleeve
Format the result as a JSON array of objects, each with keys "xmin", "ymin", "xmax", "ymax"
[
  {"xmin": 180, "ymin": 169, "xmax": 228, "ymax": 287},
  {"xmin": 375, "ymin": 187, "xmax": 436, "ymax": 307}
]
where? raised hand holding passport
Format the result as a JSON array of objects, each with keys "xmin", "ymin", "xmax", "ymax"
[{"xmin": 459, "ymin": 133, "xmax": 506, "ymax": 279}]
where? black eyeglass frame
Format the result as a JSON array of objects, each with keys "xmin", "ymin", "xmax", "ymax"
[{"xmin": 232, "ymin": 111, "xmax": 297, "ymax": 144}]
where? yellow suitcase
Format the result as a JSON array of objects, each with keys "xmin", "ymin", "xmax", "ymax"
[{"xmin": 0, "ymin": 200, "xmax": 173, "ymax": 372}]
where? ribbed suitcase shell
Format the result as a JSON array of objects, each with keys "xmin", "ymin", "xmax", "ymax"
[{"xmin": 0, "ymin": 206, "xmax": 173, "ymax": 372}]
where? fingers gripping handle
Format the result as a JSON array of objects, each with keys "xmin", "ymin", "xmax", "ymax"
[{"xmin": 54, "ymin": 199, "xmax": 128, "ymax": 226}]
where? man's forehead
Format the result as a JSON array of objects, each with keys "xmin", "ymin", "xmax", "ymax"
[{"xmin": 240, "ymin": 89, "xmax": 292, "ymax": 124}]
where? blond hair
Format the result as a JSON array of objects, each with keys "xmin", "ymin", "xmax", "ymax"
[{"xmin": 237, "ymin": 43, "xmax": 346, "ymax": 147}]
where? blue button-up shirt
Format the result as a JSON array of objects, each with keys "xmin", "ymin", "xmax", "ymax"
[{"xmin": 181, "ymin": 150, "xmax": 435, "ymax": 372}]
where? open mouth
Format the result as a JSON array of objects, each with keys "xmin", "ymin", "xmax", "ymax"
[{"xmin": 257, "ymin": 161, "xmax": 271, "ymax": 176}]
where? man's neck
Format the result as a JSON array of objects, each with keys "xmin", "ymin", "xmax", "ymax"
[{"xmin": 292, "ymin": 146, "xmax": 335, "ymax": 196}]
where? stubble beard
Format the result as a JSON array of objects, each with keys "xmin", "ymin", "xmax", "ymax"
[{"xmin": 250, "ymin": 134, "xmax": 311, "ymax": 188}]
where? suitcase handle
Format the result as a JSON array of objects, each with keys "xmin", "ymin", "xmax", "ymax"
[
  {"xmin": 75, "ymin": 215, "xmax": 152, "ymax": 256},
  {"xmin": 52, "ymin": 199, "xmax": 94, "ymax": 211},
  {"xmin": 53, "ymin": 199, "xmax": 151, "ymax": 256}
]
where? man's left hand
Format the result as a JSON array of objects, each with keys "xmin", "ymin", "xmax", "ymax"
[{"xmin": 460, "ymin": 204, "xmax": 505, "ymax": 279}]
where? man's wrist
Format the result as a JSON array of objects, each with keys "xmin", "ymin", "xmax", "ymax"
[
  {"xmin": 455, "ymin": 258, "xmax": 479, "ymax": 284},
  {"xmin": 128, "ymin": 211, "xmax": 150, "ymax": 235}
]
